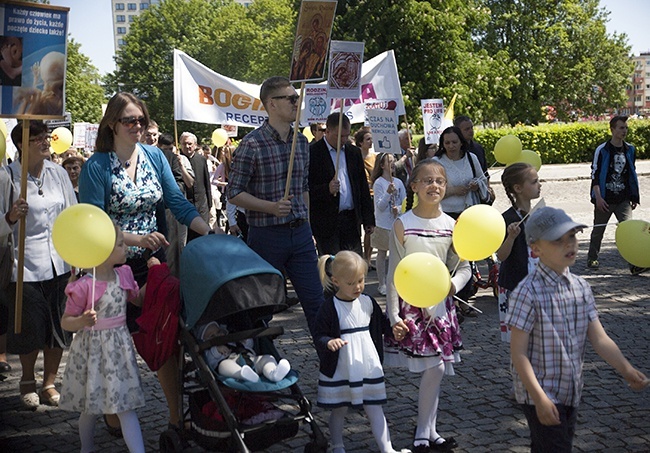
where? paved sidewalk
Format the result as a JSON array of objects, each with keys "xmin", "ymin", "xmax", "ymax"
[{"xmin": 1, "ymin": 162, "xmax": 650, "ymax": 452}]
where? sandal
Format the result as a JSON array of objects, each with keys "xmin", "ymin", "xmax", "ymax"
[
  {"xmin": 39, "ymin": 384, "xmax": 60, "ymax": 407},
  {"xmin": 19, "ymin": 380, "xmax": 40, "ymax": 409},
  {"xmin": 430, "ymin": 437, "xmax": 458, "ymax": 451}
]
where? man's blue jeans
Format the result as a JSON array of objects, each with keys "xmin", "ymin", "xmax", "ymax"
[{"xmin": 248, "ymin": 222, "xmax": 324, "ymax": 337}]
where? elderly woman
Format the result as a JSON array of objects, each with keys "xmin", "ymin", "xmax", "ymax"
[
  {"xmin": 79, "ymin": 92, "xmax": 213, "ymax": 433},
  {"xmin": 432, "ymin": 126, "xmax": 488, "ymax": 219},
  {"xmin": 0, "ymin": 120, "xmax": 77, "ymax": 408},
  {"xmin": 62, "ymin": 155, "xmax": 83, "ymax": 201}
]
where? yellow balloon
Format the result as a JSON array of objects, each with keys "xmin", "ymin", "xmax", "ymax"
[
  {"xmin": 615, "ymin": 220, "xmax": 650, "ymax": 268},
  {"xmin": 51, "ymin": 127, "xmax": 73, "ymax": 154},
  {"xmin": 303, "ymin": 126, "xmax": 314, "ymax": 142},
  {"xmin": 493, "ymin": 134, "xmax": 523, "ymax": 165},
  {"xmin": 453, "ymin": 204, "xmax": 506, "ymax": 261},
  {"xmin": 0, "ymin": 130, "xmax": 6, "ymax": 162},
  {"xmin": 52, "ymin": 204, "xmax": 116, "ymax": 269},
  {"xmin": 394, "ymin": 252, "xmax": 451, "ymax": 308},
  {"xmin": 511, "ymin": 149, "xmax": 542, "ymax": 171},
  {"xmin": 211, "ymin": 128, "xmax": 229, "ymax": 147}
]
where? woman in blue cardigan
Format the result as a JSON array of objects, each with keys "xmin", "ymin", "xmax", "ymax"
[{"xmin": 79, "ymin": 92, "xmax": 214, "ymax": 434}]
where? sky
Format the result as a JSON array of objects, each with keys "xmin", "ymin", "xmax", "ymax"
[{"xmin": 49, "ymin": 0, "xmax": 650, "ymax": 77}]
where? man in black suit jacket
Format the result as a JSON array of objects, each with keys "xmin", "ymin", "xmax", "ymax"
[{"xmin": 309, "ymin": 112, "xmax": 375, "ymax": 255}]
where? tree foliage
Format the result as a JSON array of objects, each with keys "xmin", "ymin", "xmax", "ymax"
[
  {"xmin": 65, "ymin": 38, "xmax": 104, "ymax": 123},
  {"xmin": 479, "ymin": 0, "xmax": 633, "ymax": 124},
  {"xmin": 106, "ymin": 0, "xmax": 634, "ymax": 133}
]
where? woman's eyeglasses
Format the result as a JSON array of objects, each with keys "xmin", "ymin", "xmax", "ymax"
[
  {"xmin": 271, "ymin": 94, "xmax": 300, "ymax": 104},
  {"xmin": 29, "ymin": 134, "xmax": 52, "ymax": 145},
  {"xmin": 118, "ymin": 116, "xmax": 147, "ymax": 129}
]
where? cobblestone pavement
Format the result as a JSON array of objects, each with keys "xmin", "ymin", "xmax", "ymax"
[{"xmin": 1, "ymin": 162, "xmax": 650, "ymax": 452}]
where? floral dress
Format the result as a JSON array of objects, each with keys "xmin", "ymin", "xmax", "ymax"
[
  {"xmin": 107, "ymin": 151, "xmax": 163, "ymax": 259},
  {"xmin": 384, "ymin": 210, "xmax": 471, "ymax": 374},
  {"xmin": 59, "ymin": 267, "xmax": 145, "ymax": 414}
]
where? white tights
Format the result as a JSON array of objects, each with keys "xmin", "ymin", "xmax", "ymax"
[
  {"xmin": 328, "ymin": 404, "xmax": 395, "ymax": 453},
  {"xmin": 414, "ymin": 362, "xmax": 445, "ymax": 447},
  {"xmin": 78, "ymin": 410, "xmax": 145, "ymax": 453}
]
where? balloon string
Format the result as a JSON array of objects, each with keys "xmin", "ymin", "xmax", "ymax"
[
  {"xmin": 450, "ymin": 259, "xmax": 461, "ymax": 276},
  {"xmin": 453, "ymin": 295, "xmax": 483, "ymax": 313},
  {"xmin": 91, "ymin": 268, "xmax": 96, "ymax": 331}
]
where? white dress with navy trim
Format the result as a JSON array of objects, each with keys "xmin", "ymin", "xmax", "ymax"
[{"xmin": 317, "ymin": 294, "xmax": 386, "ymax": 408}]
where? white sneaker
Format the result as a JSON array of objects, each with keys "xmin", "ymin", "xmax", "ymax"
[{"xmin": 377, "ymin": 285, "xmax": 386, "ymax": 296}]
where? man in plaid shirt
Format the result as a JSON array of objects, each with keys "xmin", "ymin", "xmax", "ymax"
[
  {"xmin": 228, "ymin": 76, "xmax": 324, "ymax": 337},
  {"xmin": 507, "ymin": 206, "xmax": 648, "ymax": 452}
]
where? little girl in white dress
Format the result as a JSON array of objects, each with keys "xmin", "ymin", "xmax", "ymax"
[
  {"xmin": 314, "ymin": 250, "xmax": 410, "ymax": 453},
  {"xmin": 60, "ymin": 226, "xmax": 148, "ymax": 453}
]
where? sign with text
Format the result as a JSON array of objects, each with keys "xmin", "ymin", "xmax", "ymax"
[
  {"xmin": 363, "ymin": 99, "xmax": 399, "ymax": 126},
  {"xmin": 367, "ymin": 108, "xmax": 399, "ymax": 154},
  {"xmin": 303, "ymin": 83, "xmax": 329, "ymax": 123},
  {"xmin": 0, "ymin": 1, "xmax": 68, "ymax": 118},
  {"xmin": 421, "ymin": 98, "xmax": 445, "ymax": 145}
]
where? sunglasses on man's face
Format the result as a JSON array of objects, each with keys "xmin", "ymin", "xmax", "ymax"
[
  {"xmin": 271, "ymin": 94, "xmax": 300, "ymax": 105},
  {"xmin": 118, "ymin": 116, "xmax": 147, "ymax": 129}
]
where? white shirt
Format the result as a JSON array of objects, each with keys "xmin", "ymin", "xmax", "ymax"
[
  {"xmin": 0, "ymin": 160, "xmax": 77, "ymax": 282},
  {"xmin": 325, "ymin": 139, "xmax": 353, "ymax": 211}
]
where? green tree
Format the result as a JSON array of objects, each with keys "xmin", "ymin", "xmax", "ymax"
[
  {"xmin": 332, "ymin": 0, "xmax": 518, "ymax": 128},
  {"xmin": 479, "ymin": 0, "xmax": 633, "ymax": 124},
  {"xmin": 65, "ymin": 38, "xmax": 104, "ymax": 123},
  {"xmin": 105, "ymin": 0, "xmax": 296, "ymax": 137}
]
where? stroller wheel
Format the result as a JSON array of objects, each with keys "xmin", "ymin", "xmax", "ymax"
[{"xmin": 160, "ymin": 428, "xmax": 184, "ymax": 453}]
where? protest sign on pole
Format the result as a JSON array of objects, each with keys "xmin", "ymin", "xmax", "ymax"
[
  {"xmin": 363, "ymin": 99, "xmax": 399, "ymax": 126},
  {"xmin": 327, "ymin": 41, "xmax": 364, "ymax": 100},
  {"xmin": 289, "ymin": 1, "xmax": 337, "ymax": 82},
  {"xmin": 367, "ymin": 108, "xmax": 399, "ymax": 154},
  {"xmin": 0, "ymin": 2, "xmax": 68, "ymax": 118},
  {"xmin": 421, "ymin": 98, "xmax": 445, "ymax": 145},
  {"xmin": 222, "ymin": 124, "xmax": 238, "ymax": 138},
  {"xmin": 303, "ymin": 83, "xmax": 329, "ymax": 124}
]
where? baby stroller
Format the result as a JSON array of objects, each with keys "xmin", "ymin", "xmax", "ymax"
[{"xmin": 159, "ymin": 234, "xmax": 327, "ymax": 453}]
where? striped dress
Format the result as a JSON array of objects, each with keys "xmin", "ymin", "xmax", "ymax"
[{"xmin": 317, "ymin": 294, "xmax": 387, "ymax": 408}]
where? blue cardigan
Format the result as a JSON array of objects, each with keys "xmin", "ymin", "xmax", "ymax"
[{"xmin": 79, "ymin": 143, "xmax": 200, "ymax": 228}]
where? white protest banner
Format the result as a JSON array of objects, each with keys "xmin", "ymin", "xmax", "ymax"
[
  {"xmin": 84, "ymin": 124, "xmax": 98, "ymax": 154},
  {"xmin": 174, "ymin": 49, "xmax": 268, "ymax": 128},
  {"xmin": 303, "ymin": 83, "xmax": 329, "ymax": 123},
  {"xmin": 363, "ymin": 99, "xmax": 399, "ymax": 126},
  {"xmin": 175, "ymin": 49, "xmax": 405, "ymax": 128},
  {"xmin": 327, "ymin": 41, "xmax": 364, "ymax": 100},
  {"xmin": 421, "ymin": 98, "xmax": 445, "ymax": 145},
  {"xmin": 367, "ymin": 108, "xmax": 399, "ymax": 154}
]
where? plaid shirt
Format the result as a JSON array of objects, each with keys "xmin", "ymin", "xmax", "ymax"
[
  {"xmin": 506, "ymin": 262, "xmax": 598, "ymax": 407},
  {"xmin": 228, "ymin": 120, "xmax": 309, "ymax": 227}
]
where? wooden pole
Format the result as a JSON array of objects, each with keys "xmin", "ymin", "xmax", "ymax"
[
  {"xmin": 284, "ymin": 81, "xmax": 306, "ymax": 200},
  {"xmin": 173, "ymin": 120, "xmax": 179, "ymax": 149},
  {"xmin": 334, "ymin": 102, "xmax": 344, "ymax": 179},
  {"xmin": 14, "ymin": 120, "xmax": 31, "ymax": 334}
]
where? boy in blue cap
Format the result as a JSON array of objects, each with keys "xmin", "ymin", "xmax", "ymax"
[{"xmin": 506, "ymin": 206, "xmax": 648, "ymax": 452}]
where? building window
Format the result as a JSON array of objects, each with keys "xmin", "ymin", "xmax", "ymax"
[
  {"xmin": 118, "ymin": 39, "xmax": 126, "ymax": 47},
  {"xmin": 115, "ymin": 3, "xmax": 125, "ymax": 10},
  {"xmin": 129, "ymin": 15, "xmax": 136, "ymax": 22},
  {"xmin": 116, "ymin": 15, "xmax": 125, "ymax": 23},
  {"xmin": 140, "ymin": 2, "xmax": 149, "ymax": 10},
  {"xmin": 128, "ymin": 3, "xmax": 137, "ymax": 11},
  {"xmin": 117, "ymin": 27, "xmax": 127, "ymax": 34}
]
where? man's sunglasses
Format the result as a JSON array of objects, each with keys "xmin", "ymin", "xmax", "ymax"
[
  {"xmin": 271, "ymin": 94, "xmax": 300, "ymax": 104},
  {"xmin": 118, "ymin": 116, "xmax": 147, "ymax": 128}
]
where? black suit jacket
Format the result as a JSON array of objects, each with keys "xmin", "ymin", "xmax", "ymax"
[{"xmin": 308, "ymin": 138, "xmax": 375, "ymax": 238}]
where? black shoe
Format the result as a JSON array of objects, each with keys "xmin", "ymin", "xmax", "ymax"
[
  {"xmin": 412, "ymin": 443, "xmax": 432, "ymax": 453},
  {"xmin": 286, "ymin": 296, "xmax": 300, "ymax": 307},
  {"xmin": 0, "ymin": 361, "xmax": 11, "ymax": 373},
  {"xmin": 630, "ymin": 266, "xmax": 650, "ymax": 276},
  {"xmin": 431, "ymin": 437, "xmax": 458, "ymax": 451}
]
